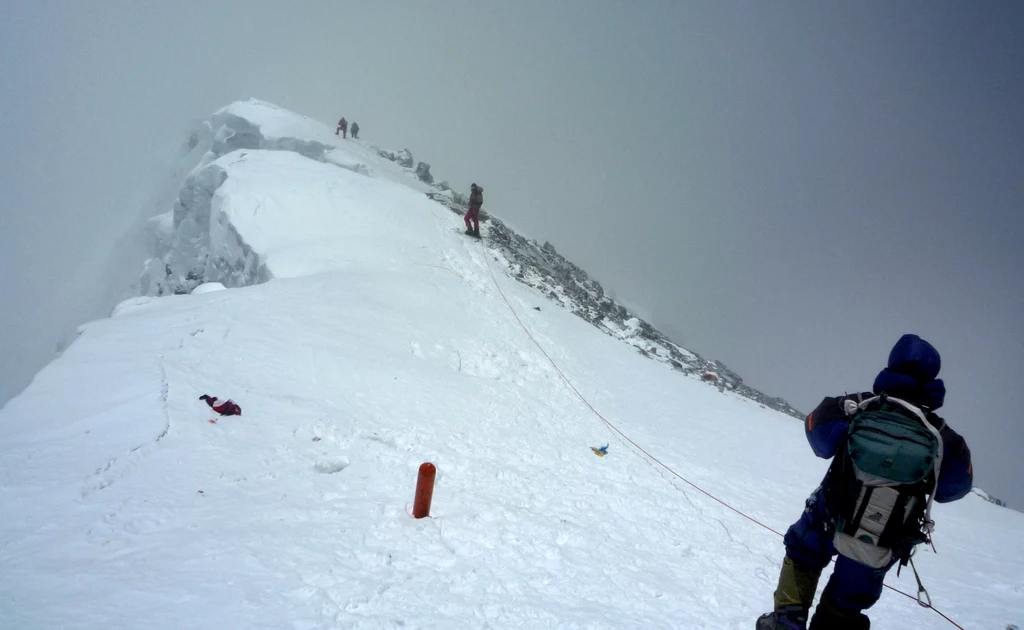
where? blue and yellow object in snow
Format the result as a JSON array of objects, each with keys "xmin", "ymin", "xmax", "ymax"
[{"xmin": 591, "ymin": 444, "xmax": 609, "ymax": 457}]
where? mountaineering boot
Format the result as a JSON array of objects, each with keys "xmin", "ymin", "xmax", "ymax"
[
  {"xmin": 808, "ymin": 597, "xmax": 870, "ymax": 630},
  {"xmin": 465, "ymin": 228, "xmax": 475, "ymax": 236},
  {"xmin": 755, "ymin": 605, "xmax": 808, "ymax": 630},
  {"xmin": 773, "ymin": 556, "xmax": 821, "ymax": 612},
  {"xmin": 473, "ymin": 228, "xmax": 481, "ymax": 238},
  {"xmin": 756, "ymin": 555, "xmax": 821, "ymax": 629}
]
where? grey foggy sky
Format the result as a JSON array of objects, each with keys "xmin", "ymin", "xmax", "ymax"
[{"xmin": 1, "ymin": 2, "xmax": 1021, "ymax": 505}]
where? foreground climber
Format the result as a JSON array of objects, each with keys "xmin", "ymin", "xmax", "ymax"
[
  {"xmin": 757, "ymin": 334, "xmax": 973, "ymax": 630},
  {"xmin": 336, "ymin": 117, "xmax": 347, "ymax": 138},
  {"xmin": 464, "ymin": 183, "xmax": 483, "ymax": 238}
]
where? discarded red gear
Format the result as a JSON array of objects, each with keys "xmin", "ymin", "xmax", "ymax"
[{"xmin": 199, "ymin": 395, "xmax": 242, "ymax": 416}]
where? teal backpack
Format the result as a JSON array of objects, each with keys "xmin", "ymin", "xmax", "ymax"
[{"xmin": 833, "ymin": 394, "xmax": 944, "ymax": 568}]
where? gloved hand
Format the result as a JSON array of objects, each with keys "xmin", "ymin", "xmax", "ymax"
[{"xmin": 843, "ymin": 398, "xmax": 860, "ymax": 416}]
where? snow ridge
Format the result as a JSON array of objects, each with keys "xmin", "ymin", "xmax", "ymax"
[
  {"xmin": 145, "ymin": 98, "xmax": 802, "ymax": 417},
  {"xmin": 1, "ymin": 99, "xmax": 1020, "ymax": 629}
]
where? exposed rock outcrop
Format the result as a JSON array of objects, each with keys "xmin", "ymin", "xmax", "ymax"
[{"xmin": 415, "ymin": 161, "xmax": 433, "ymax": 184}]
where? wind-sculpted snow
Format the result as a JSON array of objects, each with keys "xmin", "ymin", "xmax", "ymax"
[
  {"xmin": 208, "ymin": 99, "xmax": 336, "ymax": 163},
  {"xmin": 142, "ymin": 100, "xmax": 434, "ymax": 296},
  {"xmin": 144, "ymin": 148, "xmax": 443, "ymax": 296},
  {"xmin": 142, "ymin": 158, "xmax": 260, "ymax": 295}
]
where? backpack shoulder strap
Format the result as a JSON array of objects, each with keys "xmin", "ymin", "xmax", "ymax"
[{"xmin": 856, "ymin": 394, "xmax": 882, "ymax": 412}]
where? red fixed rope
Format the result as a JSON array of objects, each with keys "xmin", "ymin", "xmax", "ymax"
[{"xmin": 480, "ymin": 249, "xmax": 965, "ymax": 630}]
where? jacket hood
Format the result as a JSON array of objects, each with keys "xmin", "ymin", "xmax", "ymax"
[{"xmin": 873, "ymin": 334, "xmax": 945, "ymax": 409}]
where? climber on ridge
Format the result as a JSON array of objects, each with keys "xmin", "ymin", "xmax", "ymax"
[{"xmin": 464, "ymin": 183, "xmax": 483, "ymax": 238}]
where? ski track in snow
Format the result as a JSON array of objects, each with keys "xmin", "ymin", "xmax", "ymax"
[{"xmin": 0, "ymin": 100, "xmax": 1020, "ymax": 630}]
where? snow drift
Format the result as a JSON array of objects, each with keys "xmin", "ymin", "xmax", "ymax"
[{"xmin": 1, "ymin": 100, "xmax": 1020, "ymax": 630}]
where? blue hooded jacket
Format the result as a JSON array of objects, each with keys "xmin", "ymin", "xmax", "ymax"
[{"xmin": 804, "ymin": 334, "xmax": 973, "ymax": 503}]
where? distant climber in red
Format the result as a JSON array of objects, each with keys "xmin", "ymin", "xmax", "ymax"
[
  {"xmin": 464, "ymin": 183, "xmax": 483, "ymax": 238},
  {"xmin": 336, "ymin": 117, "xmax": 348, "ymax": 138}
]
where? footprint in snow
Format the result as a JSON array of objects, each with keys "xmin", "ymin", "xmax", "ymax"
[{"xmin": 314, "ymin": 457, "xmax": 350, "ymax": 474}]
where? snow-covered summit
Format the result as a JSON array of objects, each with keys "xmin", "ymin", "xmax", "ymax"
[
  {"xmin": 142, "ymin": 99, "xmax": 438, "ymax": 296},
  {"xmin": 1, "ymin": 100, "xmax": 1020, "ymax": 629},
  {"xmin": 144, "ymin": 99, "xmax": 802, "ymax": 417}
]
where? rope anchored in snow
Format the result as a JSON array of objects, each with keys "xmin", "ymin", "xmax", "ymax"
[{"xmin": 479, "ymin": 245, "xmax": 966, "ymax": 630}]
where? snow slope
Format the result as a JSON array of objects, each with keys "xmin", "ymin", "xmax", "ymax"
[{"xmin": 1, "ymin": 101, "xmax": 1021, "ymax": 629}]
